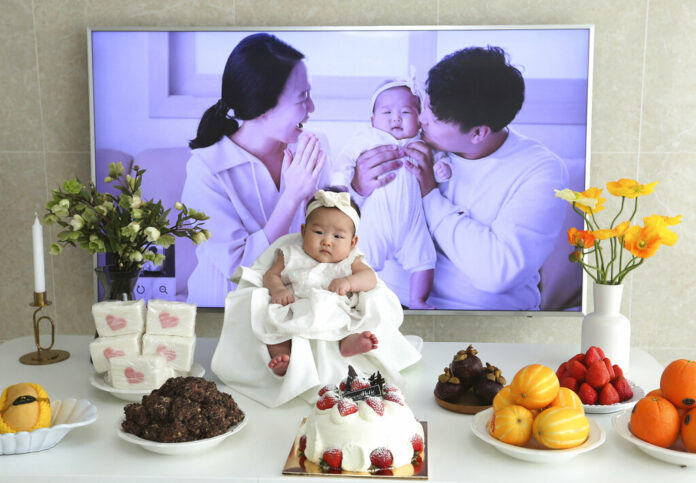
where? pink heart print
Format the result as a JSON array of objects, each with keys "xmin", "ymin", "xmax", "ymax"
[
  {"xmin": 158, "ymin": 311, "xmax": 179, "ymax": 328},
  {"xmin": 156, "ymin": 345, "xmax": 176, "ymax": 361},
  {"xmin": 125, "ymin": 366, "xmax": 144, "ymax": 385},
  {"xmin": 106, "ymin": 314, "xmax": 127, "ymax": 331},
  {"xmin": 103, "ymin": 347, "xmax": 125, "ymax": 360}
]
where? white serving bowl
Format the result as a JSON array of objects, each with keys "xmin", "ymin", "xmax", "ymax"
[
  {"xmin": 612, "ymin": 409, "xmax": 696, "ymax": 467},
  {"xmin": 583, "ymin": 380, "xmax": 644, "ymax": 414},
  {"xmin": 116, "ymin": 417, "xmax": 247, "ymax": 455},
  {"xmin": 0, "ymin": 399, "xmax": 98, "ymax": 455},
  {"xmin": 471, "ymin": 407, "xmax": 605, "ymax": 463}
]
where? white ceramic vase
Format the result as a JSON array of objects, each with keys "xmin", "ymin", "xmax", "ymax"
[{"xmin": 581, "ymin": 283, "xmax": 631, "ymax": 373}]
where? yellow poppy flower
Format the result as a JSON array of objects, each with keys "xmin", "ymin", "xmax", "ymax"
[
  {"xmin": 592, "ymin": 229, "xmax": 617, "ymax": 240},
  {"xmin": 615, "ymin": 221, "xmax": 630, "ymax": 235},
  {"xmin": 554, "ymin": 189, "xmax": 598, "ymax": 211},
  {"xmin": 576, "ymin": 187, "xmax": 606, "ymax": 214},
  {"xmin": 567, "ymin": 227, "xmax": 595, "ymax": 248},
  {"xmin": 606, "ymin": 179, "xmax": 658, "ymax": 198},
  {"xmin": 644, "ymin": 215, "xmax": 680, "ymax": 246},
  {"xmin": 623, "ymin": 225, "xmax": 662, "ymax": 258}
]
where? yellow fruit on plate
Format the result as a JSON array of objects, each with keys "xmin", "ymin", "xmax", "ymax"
[
  {"xmin": 510, "ymin": 364, "xmax": 560, "ymax": 409},
  {"xmin": 492, "ymin": 385, "xmax": 514, "ymax": 412},
  {"xmin": 532, "ymin": 407, "xmax": 590, "ymax": 449},
  {"xmin": 0, "ymin": 383, "xmax": 51, "ymax": 433},
  {"xmin": 488, "ymin": 404, "xmax": 534, "ymax": 446},
  {"xmin": 547, "ymin": 387, "xmax": 585, "ymax": 414}
]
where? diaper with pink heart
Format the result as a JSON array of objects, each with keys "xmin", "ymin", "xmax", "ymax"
[
  {"xmin": 89, "ymin": 333, "xmax": 141, "ymax": 373},
  {"xmin": 109, "ymin": 355, "xmax": 174, "ymax": 390},
  {"xmin": 145, "ymin": 299, "xmax": 196, "ymax": 337},
  {"xmin": 142, "ymin": 334, "xmax": 196, "ymax": 372},
  {"xmin": 92, "ymin": 299, "xmax": 146, "ymax": 337}
]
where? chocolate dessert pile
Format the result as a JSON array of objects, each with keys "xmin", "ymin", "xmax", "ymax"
[{"xmin": 121, "ymin": 376, "xmax": 244, "ymax": 443}]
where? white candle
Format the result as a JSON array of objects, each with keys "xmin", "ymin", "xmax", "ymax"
[{"xmin": 32, "ymin": 214, "xmax": 46, "ymax": 293}]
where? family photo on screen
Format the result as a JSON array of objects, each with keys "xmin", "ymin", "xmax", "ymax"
[{"xmin": 91, "ymin": 28, "xmax": 591, "ymax": 312}]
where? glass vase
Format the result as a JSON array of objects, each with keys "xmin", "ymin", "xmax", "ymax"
[
  {"xmin": 581, "ymin": 283, "xmax": 631, "ymax": 374},
  {"xmin": 95, "ymin": 265, "xmax": 141, "ymax": 301}
]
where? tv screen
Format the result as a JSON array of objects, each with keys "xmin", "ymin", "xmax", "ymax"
[{"xmin": 89, "ymin": 26, "xmax": 592, "ymax": 313}]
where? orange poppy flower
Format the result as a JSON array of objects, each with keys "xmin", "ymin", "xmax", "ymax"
[
  {"xmin": 606, "ymin": 179, "xmax": 658, "ymax": 198},
  {"xmin": 567, "ymin": 227, "xmax": 595, "ymax": 248},
  {"xmin": 623, "ymin": 225, "xmax": 662, "ymax": 258}
]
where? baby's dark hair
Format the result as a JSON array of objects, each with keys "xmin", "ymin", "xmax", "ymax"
[{"xmin": 306, "ymin": 186, "xmax": 361, "ymax": 217}]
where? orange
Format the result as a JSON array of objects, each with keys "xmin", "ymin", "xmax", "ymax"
[
  {"xmin": 682, "ymin": 408, "xmax": 696, "ymax": 453},
  {"xmin": 660, "ymin": 359, "xmax": 696, "ymax": 409},
  {"xmin": 629, "ymin": 396, "xmax": 680, "ymax": 448}
]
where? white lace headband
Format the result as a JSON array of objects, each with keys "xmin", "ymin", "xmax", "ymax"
[
  {"xmin": 305, "ymin": 190, "xmax": 360, "ymax": 231},
  {"xmin": 370, "ymin": 69, "xmax": 422, "ymax": 114}
]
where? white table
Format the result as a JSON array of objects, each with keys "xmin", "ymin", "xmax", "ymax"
[{"xmin": 0, "ymin": 335, "xmax": 691, "ymax": 482}]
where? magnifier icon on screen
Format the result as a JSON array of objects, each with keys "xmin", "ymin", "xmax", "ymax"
[{"xmin": 159, "ymin": 285, "xmax": 168, "ymax": 294}]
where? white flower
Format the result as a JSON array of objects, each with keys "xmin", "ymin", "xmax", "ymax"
[
  {"xmin": 174, "ymin": 201, "xmax": 184, "ymax": 210},
  {"xmin": 129, "ymin": 251, "xmax": 143, "ymax": 262},
  {"xmin": 128, "ymin": 221, "xmax": 140, "ymax": 233},
  {"xmin": 144, "ymin": 227, "xmax": 160, "ymax": 242},
  {"xmin": 69, "ymin": 214, "xmax": 84, "ymax": 231},
  {"xmin": 192, "ymin": 231, "xmax": 207, "ymax": 244},
  {"xmin": 130, "ymin": 196, "xmax": 142, "ymax": 209}
]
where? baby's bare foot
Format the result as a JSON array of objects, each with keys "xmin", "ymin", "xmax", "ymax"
[
  {"xmin": 269, "ymin": 354, "xmax": 290, "ymax": 376},
  {"xmin": 340, "ymin": 331, "xmax": 379, "ymax": 357}
]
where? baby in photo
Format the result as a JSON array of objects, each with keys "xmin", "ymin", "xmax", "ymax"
[{"xmin": 331, "ymin": 79, "xmax": 451, "ymax": 309}]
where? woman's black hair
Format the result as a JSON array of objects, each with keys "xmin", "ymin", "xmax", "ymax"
[{"xmin": 189, "ymin": 33, "xmax": 305, "ymax": 149}]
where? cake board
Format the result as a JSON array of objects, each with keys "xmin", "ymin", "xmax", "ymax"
[{"xmin": 282, "ymin": 418, "xmax": 428, "ymax": 479}]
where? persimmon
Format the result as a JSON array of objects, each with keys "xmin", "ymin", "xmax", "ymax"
[
  {"xmin": 660, "ymin": 359, "xmax": 696, "ymax": 409},
  {"xmin": 682, "ymin": 408, "xmax": 696, "ymax": 453},
  {"xmin": 629, "ymin": 396, "xmax": 680, "ymax": 448}
]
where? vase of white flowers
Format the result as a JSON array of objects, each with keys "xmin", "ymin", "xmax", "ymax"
[{"xmin": 43, "ymin": 161, "xmax": 210, "ymax": 300}]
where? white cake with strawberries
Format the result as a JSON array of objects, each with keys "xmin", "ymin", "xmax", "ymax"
[{"xmin": 297, "ymin": 367, "xmax": 424, "ymax": 474}]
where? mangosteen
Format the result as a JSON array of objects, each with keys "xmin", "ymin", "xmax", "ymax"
[
  {"xmin": 434, "ymin": 367, "xmax": 464, "ymax": 402},
  {"xmin": 473, "ymin": 363, "xmax": 506, "ymax": 405},
  {"xmin": 450, "ymin": 345, "xmax": 483, "ymax": 390}
]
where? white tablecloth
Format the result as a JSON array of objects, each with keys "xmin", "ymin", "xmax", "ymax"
[{"xmin": 0, "ymin": 335, "xmax": 691, "ymax": 482}]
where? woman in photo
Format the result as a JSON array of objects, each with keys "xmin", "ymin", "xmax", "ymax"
[{"xmin": 181, "ymin": 33, "xmax": 328, "ymax": 306}]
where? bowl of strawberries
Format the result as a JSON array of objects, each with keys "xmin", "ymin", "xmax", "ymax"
[{"xmin": 556, "ymin": 346, "xmax": 644, "ymax": 414}]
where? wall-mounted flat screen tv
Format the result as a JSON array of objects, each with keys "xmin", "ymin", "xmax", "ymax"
[{"xmin": 89, "ymin": 26, "xmax": 593, "ymax": 314}]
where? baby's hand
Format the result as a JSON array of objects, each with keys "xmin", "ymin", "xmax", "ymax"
[
  {"xmin": 328, "ymin": 277, "xmax": 352, "ymax": 296},
  {"xmin": 271, "ymin": 288, "xmax": 295, "ymax": 306},
  {"xmin": 433, "ymin": 160, "xmax": 452, "ymax": 182}
]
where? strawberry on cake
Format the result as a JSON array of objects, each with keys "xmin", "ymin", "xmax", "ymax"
[{"xmin": 297, "ymin": 367, "xmax": 424, "ymax": 474}]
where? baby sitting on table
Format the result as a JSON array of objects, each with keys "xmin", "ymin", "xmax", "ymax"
[{"xmin": 210, "ymin": 189, "xmax": 422, "ymax": 408}]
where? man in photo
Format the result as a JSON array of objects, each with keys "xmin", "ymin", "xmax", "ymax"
[{"xmin": 353, "ymin": 46, "xmax": 569, "ymax": 310}]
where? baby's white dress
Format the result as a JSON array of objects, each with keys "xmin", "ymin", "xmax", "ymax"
[
  {"xmin": 211, "ymin": 233, "xmax": 422, "ymax": 408},
  {"xmin": 250, "ymin": 243, "xmax": 380, "ymax": 344}
]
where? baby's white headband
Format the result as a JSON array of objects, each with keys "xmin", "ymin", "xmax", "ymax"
[
  {"xmin": 305, "ymin": 190, "xmax": 360, "ymax": 232},
  {"xmin": 369, "ymin": 68, "xmax": 422, "ymax": 114}
]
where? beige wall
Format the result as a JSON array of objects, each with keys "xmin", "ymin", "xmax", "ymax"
[{"xmin": 1, "ymin": 0, "xmax": 694, "ymax": 366}]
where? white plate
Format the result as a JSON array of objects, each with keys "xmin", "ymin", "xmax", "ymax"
[
  {"xmin": 0, "ymin": 399, "xmax": 98, "ymax": 455},
  {"xmin": 583, "ymin": 380, "xmax": 644, "ymax": 414},
  {"xmin": 117, "ymin": 417, "xmax": 247, "ymax": 455},
  {"xmin": 612, "ymin": 409, "xmax": 696, "ymax": 466},
  {"xmin": 405, "ymin": 334, "xmax": 423, "ymax": 353},
  {"xmin": 471, "ymin": 407, "xmax": 605, "ymax": 463},
  {"xmin": 89, "ymin": 362, "xmax": 205, "ymax": 402}
]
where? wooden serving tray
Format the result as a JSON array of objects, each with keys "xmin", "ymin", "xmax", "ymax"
[{"xmin": 433, "ymin": 389, "xmax": 491, "ymax": 414}]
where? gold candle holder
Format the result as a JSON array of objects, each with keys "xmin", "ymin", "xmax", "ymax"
[{"xmin": 19, "ymin": 292, "xmax": 70, "ymax": 365}]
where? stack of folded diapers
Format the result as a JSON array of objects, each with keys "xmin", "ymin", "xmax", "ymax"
[{"xmin": 89, "ymin": 299, "xmax": 197, "ymax": 391}]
